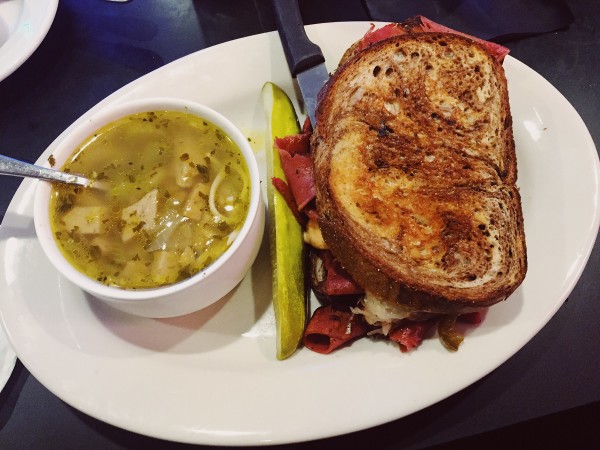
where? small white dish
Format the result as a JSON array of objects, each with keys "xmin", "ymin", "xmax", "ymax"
[{"xmin": 33, "ymin": 98, "xmax": 265, "ymax": 318}]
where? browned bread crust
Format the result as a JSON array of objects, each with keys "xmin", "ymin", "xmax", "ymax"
[
  {"xmin": 339, "ymin": 18, "xmax": 425, "ymax": 67},
  {"xmin": 311, "ymin": 33, "xmax": 527, "ymax": 314}
]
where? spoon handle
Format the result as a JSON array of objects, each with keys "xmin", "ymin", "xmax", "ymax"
[{"xmin": 0, "ymin": 154, "xmax": 91, "ymax": 187}]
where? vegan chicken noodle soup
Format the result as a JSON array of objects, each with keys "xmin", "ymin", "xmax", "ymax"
[{"xmin": 49, "ymin": 110, "xmax": 251, "ymax": 289}]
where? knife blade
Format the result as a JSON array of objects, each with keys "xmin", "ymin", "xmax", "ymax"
[{"xmin": 271, "ymin": 0, "xmax": 329, "ymax": 127}]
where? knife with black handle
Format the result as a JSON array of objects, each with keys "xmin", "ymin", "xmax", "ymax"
[{"xmin": 271, "ymin": 0, "xmax": 329, "ymax": 127}]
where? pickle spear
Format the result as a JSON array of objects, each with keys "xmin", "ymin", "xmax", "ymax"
[{"xmin": 261, "ymin": 82, "xmax": 307, "ymax": 360}]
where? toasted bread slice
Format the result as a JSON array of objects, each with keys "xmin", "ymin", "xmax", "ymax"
[{"xmin": 312, "ymin": 33, "xmax": 526, "ymax": 314}]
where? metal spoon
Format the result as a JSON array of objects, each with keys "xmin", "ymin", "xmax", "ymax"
[{"xmin": 0, "ymin": 154, "xmax": 102, "ymax": 189}]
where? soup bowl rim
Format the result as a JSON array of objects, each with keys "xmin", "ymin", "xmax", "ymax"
[{"xmin": 33, "ymin": 97, "xmax": 264, "ymax": 310}]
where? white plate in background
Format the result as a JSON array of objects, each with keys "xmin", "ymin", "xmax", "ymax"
[
  {"xmin": 0, "ymin": 0, "xmax": 58, "ymax": 82},
  {"xmin": 0, "ymin": 329, "xmax": 16, "ymax": 393}
]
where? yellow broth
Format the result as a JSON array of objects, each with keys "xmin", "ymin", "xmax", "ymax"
[{"xmin": 50, "ymin": 110, "xmax": 250, "ymax": 289}]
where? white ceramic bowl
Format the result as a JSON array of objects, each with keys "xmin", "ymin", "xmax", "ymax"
[{"xmin": 34, "ymin": 98, "xmax": 264, "ymax": 318}]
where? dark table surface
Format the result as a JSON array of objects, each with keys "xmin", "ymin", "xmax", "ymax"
[{"xmin": 1, "ymin": 1, "xmax": 599, "ymax": 449}]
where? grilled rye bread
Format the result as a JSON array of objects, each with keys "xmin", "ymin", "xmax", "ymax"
[{"xmin": 311, "ymin": 32, "xmax": 527, "ymax": 315}]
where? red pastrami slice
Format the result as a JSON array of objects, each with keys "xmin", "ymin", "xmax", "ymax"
[
  {"xmin": 317, "ymin": 250, "xmax": 364, "ymax": 296},
  {"xmin": 271, "ymin": 177, "xmax": 307, "ymax": 226},
  {"xmin": 303, "ymin": 306, "xmax": 368, "ymax": 354},
  {"xmin": 276, "ymin": 148, "xmax": 316, "ymax": 211},
  {"xmin": 388, "ymin": 319, "xmax": 436, "ymax": 352}
]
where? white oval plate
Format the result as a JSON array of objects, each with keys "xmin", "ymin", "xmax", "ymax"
[
  {"xmin": 0, "ymin": 0, "xmax": 58, "ymax": 82},
  {"xmin": 0, "ymin": 22, "xmax": 599, "ymax": 446}
]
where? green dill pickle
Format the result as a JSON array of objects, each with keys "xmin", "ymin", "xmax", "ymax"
[{"xmin": 262, "ymin": 82, "xmax": 307, "ymax": 360}]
